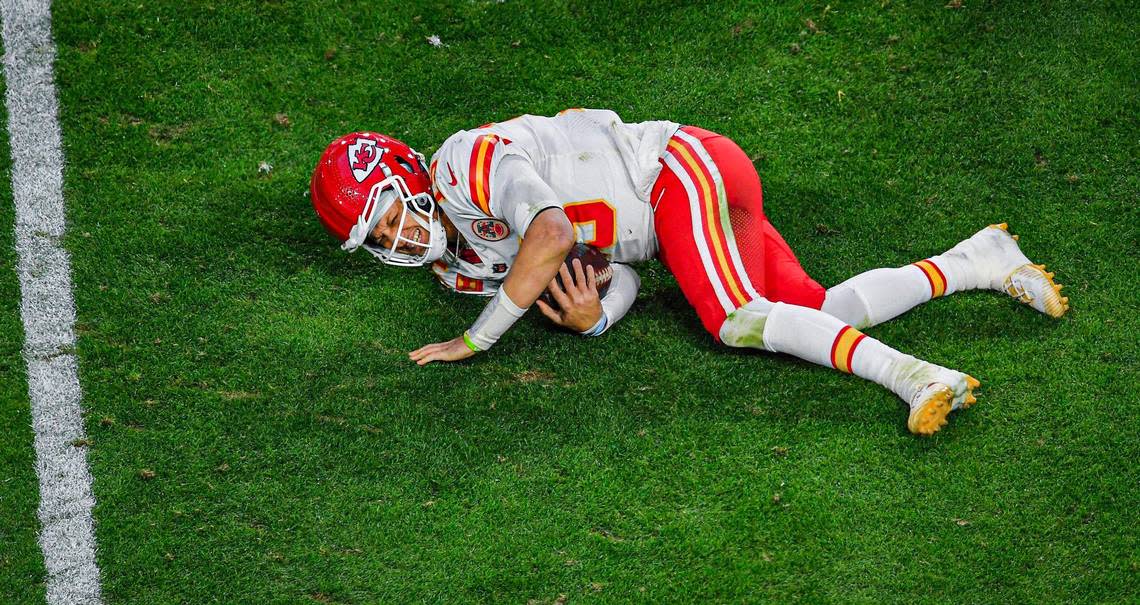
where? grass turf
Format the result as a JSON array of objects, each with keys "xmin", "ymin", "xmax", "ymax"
[{"xmin": 2, "ymin": 0, "xmax": 1137, "ymax": 602}]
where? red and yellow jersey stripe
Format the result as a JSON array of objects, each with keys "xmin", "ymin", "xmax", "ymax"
[
  {"xmin": 455, "ymin": 274, "xmax": 484, "ymax": 293},
  {"xmin": 467, "ymin": 134, "xmax": 502, "ymax": 216},
  {"xmin": 829, "ymin": 326, "xmax": 867, "ymax": 374},
  {"xmin": 428, "ymin": 159, "xmax": 445, "ymax": 203},
  {"xmin": 913, "ymin": 259, "xmax": 948, "ymax": 298}
]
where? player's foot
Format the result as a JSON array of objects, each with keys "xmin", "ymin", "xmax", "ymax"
[
  {"xmin": 950, "ymin": 223, "xmax": 1069, "ymax": 318},
  {"xmin": 1001, "ymin": 261, "xmax": 1070, "ymax": 318},
  {"xmin": 907, "ymin": 374, "xmax": 979, "ymax": 436},
  {"xmin": 903, "ymin": 366, "xmax": 979, "ymax": 436}
]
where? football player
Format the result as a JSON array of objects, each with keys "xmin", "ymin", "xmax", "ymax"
[{"xmin": 311, "ymin": 109, "xmax": 1068, "ymax": 436}]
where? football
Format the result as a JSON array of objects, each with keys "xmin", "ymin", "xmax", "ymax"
[{"xmin": 540, "ymin": 243, "xmax": 612, "ymax": 307}]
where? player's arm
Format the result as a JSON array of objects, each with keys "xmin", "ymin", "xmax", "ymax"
[
  {"xmin": 501, "ymin": 208, "xmax": 575, "ymax": 309},
  {"xmin": 409, "ymin": 208, "xmax": 573, "ymax": 365}
]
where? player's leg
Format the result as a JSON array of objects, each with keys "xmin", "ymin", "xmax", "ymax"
[
  {"xmin": 652, "ymin": 127, "xmax": 976, "ymax": 435},
  {"xmin": 653, "ymin": 127, "xmax": 763, "ymax": 338},
  {"xmin": 720, "ymin": 298, "xmax": 978, "ymax": 435},
  {"xmin": 820, "ymin": 224, "xmax": 1070, "ymax": 329}
]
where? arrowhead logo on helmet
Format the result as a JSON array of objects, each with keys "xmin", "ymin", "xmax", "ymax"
[{"xmin": 347, "ymin": 137, "xmax": 385, "ymax": 183}]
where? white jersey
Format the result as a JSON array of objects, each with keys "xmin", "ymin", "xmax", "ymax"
[{"xmin": 428, "ymin": 109, "xmax": 679, "ymax": 295}]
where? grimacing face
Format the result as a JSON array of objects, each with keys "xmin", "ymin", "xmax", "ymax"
[{"xmin": 367, "ymin": 201, "xmax": 435, "ymax": 256}]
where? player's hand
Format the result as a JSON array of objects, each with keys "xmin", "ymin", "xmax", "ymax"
[
  {"xmin": 535, "ymin": 259, "xmax": 603, "ymax": 332},
  {"xmin": 409, "ymin": 335, "xmax": 475, "ymax": 366}
]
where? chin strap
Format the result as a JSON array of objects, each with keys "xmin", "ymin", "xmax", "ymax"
[{"xmin": 341, "ymin": 224, "xmax": 370, "ymax": 252}]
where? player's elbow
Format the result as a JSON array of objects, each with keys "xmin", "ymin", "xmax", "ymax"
[
  {"xmin": 528, "ymin": 210, "xmax": 575, "ymax": 256},
  {"xmin": 547, "ymin": 223, "xmax": 575, "ymax": 255}
]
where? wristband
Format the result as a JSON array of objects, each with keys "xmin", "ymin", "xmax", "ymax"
[
  {"xmin": 462, "ymin": 331, "xmax": 481, "ymax": 352},
  {"xmin": 466, "ymin": 288, "xmax": 527, "ymax": 351}
]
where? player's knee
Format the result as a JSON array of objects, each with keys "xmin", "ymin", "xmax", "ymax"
[
  {"xmin": 718, "ymin": 298, "xmax": 775, "ymax": 349},
  {"xmin": 820, "ymin": 283, "xmax": 873, "ymax": 329}
]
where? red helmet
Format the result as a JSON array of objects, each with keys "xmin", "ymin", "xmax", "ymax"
[{"xmin": 310, "ymin": 132, "xmax": 445, "ymax": 266}]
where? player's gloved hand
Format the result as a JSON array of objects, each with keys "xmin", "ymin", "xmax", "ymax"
[
  {"xmin": 535, "ymin": 259, "xmax": 603, "ymax": 332},
  {"xmin": 409, "ymin": 335, "xmax": 476, "ymax": 366}
]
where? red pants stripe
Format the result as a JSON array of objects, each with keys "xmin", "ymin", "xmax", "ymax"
[{"xmin": 652, "ymin": 126, "xmax": 826, "ymax": 340}]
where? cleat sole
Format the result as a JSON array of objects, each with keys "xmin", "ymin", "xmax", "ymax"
[
  {"xmin": 995, "ymin": 230, "xmax": 1069, "ymax": 318},
  {"xmin": 953, "ymin": 374, "xmax": 981, "ymax": 410},
  {"xmin": 1003, "ymin": 264, "xmax": 1069, "ymax": 318},
  {"xmin": 908, "ymin": 386, "xmax": 954, "ymax": 436}
]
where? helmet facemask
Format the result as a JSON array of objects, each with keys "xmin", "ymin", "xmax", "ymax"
[{"xmin": 341, "ymin": 173, "xmax": 446, "ymax": 267}]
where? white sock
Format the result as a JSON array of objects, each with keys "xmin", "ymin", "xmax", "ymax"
[
  {"xmin": 820, "ymin": 226, "xmax": 1031, "ymax": 328},
  {"xmin": 721, "ymin": 300, "xmax": 953, "ymax": 404},
  {"xmin": 821, "ymin": 266, "xmax": 933, "ymax": 328}
]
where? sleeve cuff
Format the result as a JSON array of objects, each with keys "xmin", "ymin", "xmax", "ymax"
[
  {"xmin": 517, "ymin": 203, "xmax": 564, "ymax": 236},
  {"xmin": 579, "ymin": 313, "xmax": 609, "ymax": 337}
]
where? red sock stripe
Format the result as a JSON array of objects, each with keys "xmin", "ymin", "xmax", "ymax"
[
  {"xmin": 829, "ymin": 326, "xmax": 848, "ymax": 371},
  {"xmin": 845, "ymin": 333, "xmax": 866, "ymax": 374}
]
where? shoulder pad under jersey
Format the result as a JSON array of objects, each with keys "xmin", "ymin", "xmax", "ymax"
[{"xmin": 430, "ymin": 130, "xmax": 515, "ymax": 219}]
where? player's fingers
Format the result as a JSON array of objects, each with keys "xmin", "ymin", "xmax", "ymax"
[
  {"xmin": 572, "ymin": 259, "xmax": 587, "ymax": 292},
  {"xmin": 546, "ymin": 275, "xmax": 564, "ymax": 296},
  {"xmin": 410, "ymin": 340, "xmax": 443, "ymax": 357},
  {"xmin": 564, "ymin": 262, "xmax": 586, "ymax": 301},
  {"xmin": 548, "ymin": 275, "xmax": 572, "ymax": 308},
  {"xmin": 419, "ymin": 349, "xmax": 453, "ymax": 365},
  {"xmin": 585, "ymin": 264, "xmax": 597, "ymax": 293},
  {"xmin": 416, "ymin": 351, "xmax": 447, "ymax": 366},
  {"xmin": 412, "ymin": 341, "xmax": 465, "ymax": 365},
  {"xmin": 559, "ymin": 262, "xmax": 575, "ymax": 291},
  {"xmin": 534, "ymin": 299, "xmax": 563, "ymax": 324},
  {"xmin": 409, "ymin": 344, "xmax": 436, "ymax": 362}
]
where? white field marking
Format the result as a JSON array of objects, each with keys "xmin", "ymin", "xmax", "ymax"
[{"xmin": 2, "ymin": 1, "xmax": 103, "ymax": 603}]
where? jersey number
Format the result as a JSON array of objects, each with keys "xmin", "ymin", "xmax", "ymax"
[{"xmin": 563, "ymin": 199, "xmax": 617, "ymax": 250}]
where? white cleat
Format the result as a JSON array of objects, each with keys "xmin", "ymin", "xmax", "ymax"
[
  {"xmin": 988, "ymin": 223, "xmax": 1070, "ymax": 317},
  {"xmin": 954, "ymin": 223, "xmax": 1070, "ymax": 318},
  {"xmin": 897, "ymin": 361, "xmax": 979, "ymax": 436},
  {"xmin": 907, "ymin": 374, "xmax": 980, "ymax": 436}
]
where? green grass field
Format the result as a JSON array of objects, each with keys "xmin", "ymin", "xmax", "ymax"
[{"xmin": 3, "ymin": 0, "xmax": 1138, "ymax": 602}]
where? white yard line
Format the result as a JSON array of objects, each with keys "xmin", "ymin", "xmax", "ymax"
[{"xmin": 2, "ymin": 1, "xmax": 103, "ymax": 603}]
